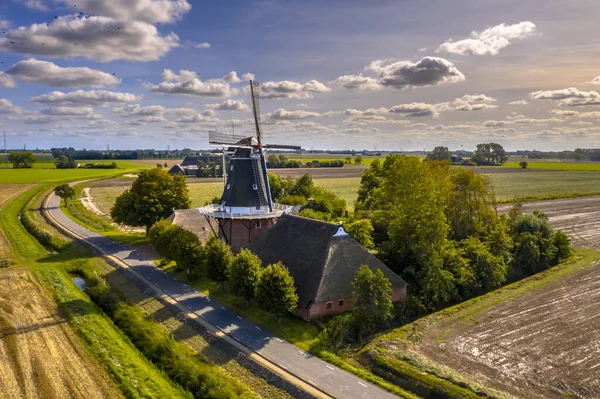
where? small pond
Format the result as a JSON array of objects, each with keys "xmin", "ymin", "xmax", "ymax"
[{"xmin": 72, "ymin": 276, "xmax": 88, "ymax": 291}]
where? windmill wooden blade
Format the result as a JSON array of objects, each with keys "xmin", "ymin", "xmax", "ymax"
[
  {"xmin": 250, "ymin": 80, "xmax": 263, "ymax": 147},
  {"xmin": 208, "ymin": 130, "xmax": 248, "ymax": 145}
]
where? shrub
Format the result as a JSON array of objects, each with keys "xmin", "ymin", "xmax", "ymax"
[
  {"xmin": 205, "ymin": 236, "xmax": 233, "ymax": 288},
  {"xmin": 278, "ymin": 195, "xmax": 308, "ymax": 206},
  {"xmin": 229, "ymin": 249, "xmax": 262, "ymax": 304},
  {"xmin": 552, "ymin": 230, "xmax": 572, "ymax": 263},
  {"xmin": 256, "ymin": 262, "xmax": 298, "ymax": 323},
  {"xmin": 519, "ymin": 160, "xmax": 528, "ymax": 169},
  {"xmin": 149, "ymin": 220, "xmax": 179, "ymax": 261},
  {"xmin": 344, "ymin": 219, "xmax": 374, "ymax": 249},
  {"xmin": 169, "ymin": 228, "xmax": 204, "ymax": 274}
]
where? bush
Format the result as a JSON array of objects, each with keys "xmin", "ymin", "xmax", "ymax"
[
  {"xmin": 169, "ymin": 228, "xmax": 204, "ymax": 274},
  {"xmin": 278, "ymin": 195, "xmax": 308, "ymax": 206},
  {"xmin": 552, "ymin": 230, "xmax": 572, "ymax": 263},
  {"xmin": 344, "ymin": 219, "xmax": 374, "ymax": 249},
  {"xmin": 229, "ymin": 249, "xmax": 262, "ymax": 304},
  {"xmin": 205, "ymin": 236, "xmax": 233, "ymax": 287},
  {"xmin": 255, "ymin": 262, "xmax": 298, "ymax": 322},
  {"xmin": 519, "ymin": 161, "xmax": 528, "ymax": 169},
  {"xmin": 149, "ymin": 220, "xmax": 179, "ymax": 260}
]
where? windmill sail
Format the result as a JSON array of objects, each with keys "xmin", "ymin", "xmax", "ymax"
[{"xmin": 250, "ymin": 80, "xmax": 273, "ymax": 211}]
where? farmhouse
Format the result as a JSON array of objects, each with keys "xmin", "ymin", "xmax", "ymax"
[
  {"xmin": 249, "ymin": 214, "xmax": 407, "ymax": 320},
  {"xmin": 167, "ymin": 164, "xmax": 185, "ymax": 175}
]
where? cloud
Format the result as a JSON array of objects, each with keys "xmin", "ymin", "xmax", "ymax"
[
  {"xmin": 260, "ymin": 80, "xmax": 331, "ymax": 99},
  {"xmin": 509, "ymin": 100, "xmax": 528, "ymax": 105},
  {"xmin": 15, "ymin": 0, "xmax": 48, "ymax": 11},
  {"xmin": 113, "ymin": 104, "xmax": 165, "ymax": 117},
  {"xmin": 0, "ymin": 20, "xmax": 10, "ymax": 29},
  {"xmin": 40, "ymin": 106, "xmax": 96, "ymax": 116},
  {"xmin": 56, "ymin": 0, "xmax": 192, "ymax": 24},
  {"xmin": 437, "ymin": 21, "xmax": 537, "ymax": 56},
  {"xmin": 530, "ymin": 87, "xmax": 600, "ymax": 106},
  {"xmin": 364, "ymin": 57, "xmax": 465, "ymax": 89},
  {"xmin": 205, "ymin": 99, "xmax": 250, "ymax": 111},
  {"xmin": 195, "ymin": 42, "xmax": 211, "ymax": 49},
  {"xmin": 0, "ymin": 98, "xmax": 24, "ymax": 114},
  {"xmin": 0, "ymin": 16, "xmax": 179, "ymax": 62},
  {"xmin": 484, "ymin": 120, "xmax": 507, "ymax": 127},
  {"xmin": 388, "ymin": 102, "xmax": 439, "ymax": 117},
  {"xmin": 344, "ymin": 115, "xmax": 412, "ymax": 126},
  {"xmin": 30, "ymin": 90, "xmax": 140, "ymax": 107},
  {"xmin": 592, "ymin": 76, "xmax": 600, "ymax": 85},
  {"xmin": 0, "ymin": 73, "xmax": 16, "ymax": 88},
  {"xmin": 344, "ymin": 107, "xmax": 388, "ymax": 116},
  {"xmin": 452, "ymin": 94, "xmax": 497, "ymax": 111},
  {"xmin": 222, "ymin": 71, "xmax": 241, "ymax": 83},
  {"xmin": 150, "ymin": 69, "xmax": 234, "ymax": 97},
  {"xmin": 418, "ymin": 47, "xmax": 427, "ymax": 52},
  {"xmin": 551, "ymin": 109, "xmax": 600, "ymax": 119},
  {"xmin": 3, "ymin": 58, "xmax": 120, "ymax": 88},
  {"xmin": 269, "ymin": 108, "xmax": 324, "ymax": 120},
  {"xmin": 550, "ymin": 109, "xmax": 579, "ymax": 117},
  {"xmin": 242, "ymin": 73, "xmax": 255, "ymax": 81},
  {"xmin": 332, "ymin": 74, "xmax": 380, "ymax": 90}
]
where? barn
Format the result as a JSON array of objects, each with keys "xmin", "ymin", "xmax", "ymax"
[{"xmin": 249, "ymin": 214, "xmax": 407, "ymax": 320}]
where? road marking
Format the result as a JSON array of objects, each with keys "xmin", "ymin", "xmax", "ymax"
[
  {"xmin": 275, "ymin": 338, "xmax": 283, "ymax": 343},
  {"xmin": 237, "ymin": 316, "xmax": 242, "ymax": 320},
  {"xmin": 357, "ymin": 381, "xmax": 368, "ymax": 388},
  {"xmin": 299, "ymin": 350, "xmax": 306, "ymax": 355},
  {"xmin": 279, "ymin": 363, "xmax": 288, "ymax": 370},
  {"xmin": 308, "ymin": 380, "xmax": 317, "ymax": 386},
  {"xmin": 221, "ymin": 306, "xmax": 226, "ymax": 310},
  {"xmin": 216, "ymin": 325, "xmax": 223, "ymax": 330},
  {"xmin": 256, "ymin": 350, "xmax": 262, "ymax": 355},
  {"xmin": 255, "ymin": 326, "xmax": 262, "ymax": 331},
  {"xmin": 326, "ymin": 365, "xmax": 335, "ymax": 371}
]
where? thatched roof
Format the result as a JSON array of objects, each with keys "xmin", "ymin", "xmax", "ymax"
[
  {"xmin": 180, "ymin": 156, "xmax": 200, "ymax": 167},
  {"xmin": 168, "ymin": 164, "xmax": 185, "ymax": 175},
  {"xmin": 169, "ymin": 209, "xmax": 219, "ymax": 243},
  {"xmin": 249, "ymin": 214, "xmax": 406, "ymax": 308}
]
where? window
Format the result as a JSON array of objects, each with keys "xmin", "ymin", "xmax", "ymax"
[
  {"xmin": 230, "ymin": 165, "xmax": 234, "ymax": 170},
  {"xmin": 226, "ymin": 184, "xmax": 231, "ymax": 190},
  {"xmin": 326, "ymin": 301, "xmax": 332, "ymax": 309},
  {"xmin": 338, "ymin": 299, "xmax": 344, "ymax": 307},
  {"xmin": 256, "ymin": 220, "xmax": 262, "ymax": 228},
  {"xmin": 252, "ymin": 183, "xmax": 258, "ymax": 190}
]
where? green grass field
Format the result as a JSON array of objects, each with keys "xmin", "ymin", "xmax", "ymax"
[{"xmin": 497, "ymin": 161, "xmax": 600, "ymax": 171}]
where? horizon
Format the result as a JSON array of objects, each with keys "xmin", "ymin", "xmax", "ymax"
[{"xmin": 1, "ymin": 1, "xmax": 600, "ymax": 151}]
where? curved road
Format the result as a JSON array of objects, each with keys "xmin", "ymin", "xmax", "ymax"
[{"xmin": 44, "ymin": 191, "xmax": 400, "ymax": 399}]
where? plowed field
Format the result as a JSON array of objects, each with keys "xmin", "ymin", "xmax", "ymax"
[{"xmin": 0, "ymin": 270, "xmax": 120, "ymax": 399}]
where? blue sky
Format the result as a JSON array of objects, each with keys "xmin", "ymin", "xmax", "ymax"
[{"xmin": 1, "ymin": 0, "xmax": 599, "ymax": 151}]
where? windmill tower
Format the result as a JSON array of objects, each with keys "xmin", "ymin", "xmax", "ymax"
[{"xmin": 199, "ymin": 80, "xmax": 301, "ymax": 251}]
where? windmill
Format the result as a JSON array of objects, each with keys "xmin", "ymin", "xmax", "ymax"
[{"xmin": 199, "ymin": 80, "xmax": 301, "ymax": 251}]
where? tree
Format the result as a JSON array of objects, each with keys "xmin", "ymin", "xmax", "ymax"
[
  {"xmin": 256, "ymin": 262, "xmax": 298, "ymax": 323},
  {"xmin": 55, "ymin": 154, "xmax": 77, "ymax": 169},
  {"xmin": 426, "ymin": 146, "xmax": 452, "ymax": 162},
  {"xmin": 111, "ymin": 168, "xmax": 191, "ymax": 234},
  {"xmin": 471, "ymin": 143, "xmax": 508, "ymax": 166},
  {"xmin": 156, "ymin": 162, "xmax": 163, "ymax": 168},
  {"xmin": 461, "ymin": 236, "xmax": 507, "ymax": 291},
  {"xmin": 519, "ymin": 161, "xmax": 528, "ymax": 169},
  {"xmin": 289, "ymin": 174, "xmax": 314, "ymax": 198},
  {"xmin": 354, "ymin": 155, "xmax": 363, "ymax": 165},
  {"xmin": 54, "ymin": 184, "xmax": 75, "ymax": 204},
  {"xmin": 8, "ymin": 151, "xmax": 36, "ymax": 168},
  {"xmin": 345, "ymin": 156, "xmax": 352, "ymax": 164},
  {"xmin": 351, "ymin": 265, "xmax": 394, "ymax": 339},
  {"xmin": 169, "ymin": 227, "xmax": 204, "ymax": 275},
  {"xmin": 229, "ymin": 249, "xmax": 262, "ymax": 305},
  {"xmin": 205, "ymin": 236, "xmax": 233, "ymax": 289},
  {"xmin": 149, "ymin": 220, "xmax": 179, "ymax": 260},
  {"xmin": 552, "ymin": 231, "xmax": 572, "ymax": 264},
  {"xmin": 344, "ymin": 219, "xmax": 374, "ymax": 249}
]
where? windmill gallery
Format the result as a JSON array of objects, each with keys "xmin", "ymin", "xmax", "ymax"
[{"xmin": 168, "ymin": 80, "xmax": 406, "ymax": 320}]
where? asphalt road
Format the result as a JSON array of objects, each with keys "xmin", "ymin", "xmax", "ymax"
[
  {"xmin": 45, "ymin": 192, "xmax": 398, "ymax": 399},
  {"xmin": 498, "ymin": 195, "xmax": 600, "ymax": 250}
]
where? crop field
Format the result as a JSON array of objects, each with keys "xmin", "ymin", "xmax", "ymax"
[
  {"xmin": 0, "ymin": 269, "xmax": 120, "ymax": 399},
  {"xmin": 370, "ymin": 249, "xmax": 600, "ymax": 399},
  {"xmin": 0, "ymin": 184, "xmax": 37, "ymax": 257},
  {"xmin": 0, "ymin": 164, "xmax": 149, "ymax": 184}
]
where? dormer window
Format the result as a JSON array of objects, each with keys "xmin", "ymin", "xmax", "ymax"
[
  {"xmin": 226, "ymin": 184, "xmax": 231, "ymax": 190},
  {"xmin": 252, "ymin": 183, "xmax": 258, "ymax": 190}
]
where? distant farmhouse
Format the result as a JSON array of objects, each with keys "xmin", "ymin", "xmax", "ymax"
[
  {"xmin": 171, "ymin": 81, "xmax": 406, "ymax": 319},
  {"xmin": 168, "ymin": 155, "xmax": 222, "ymax": 176}
]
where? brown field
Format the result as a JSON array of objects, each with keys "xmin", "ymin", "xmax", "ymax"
[
  {"xmin": 0, "ymin": 269, "xmax": 120, "ymax": 399},
  {"xmin": 0, "ymin": 184, "xmax": 36, "ymax": 257}
]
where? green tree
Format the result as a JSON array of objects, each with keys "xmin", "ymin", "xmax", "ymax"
[
  {"xmin": 111, "ymin": 168, "xmax": 191, "ymax": 234},
  {"xmin": 169, "ymin": 227, "xmax": 204, "ymax": 276},
  {"xmin": 229, "ymin": 249, "xmax": 262, "ymax": 305},
  {"xmin": 356, "ymin": 159, "xmax": 383, "ymax": 210},
  {"xmin": 552, "ymin": 231, "xmax": 572, "ymax": 264},
  {"xmin": 471, "ymin": 143, "xmax": 508, "ymax": 166},
  {"xmin": 461, "ymin": 236, "xmax": 507, "ymax": 291},
  {"xmin": 205, "ymin": 236, "xmax": 233, "ymax": 289},
  {"xmin": 256, "ymin": 262, "xmax": 298, "ymax": 323},
  {"xmin": 354, "ymin": 155, "xmax": 363, "ymax": 165},
  {"xmin": 289, "ymin": 173, "xmax": 314, "ymax": 198},
  {"xmin": 519, "ymin": 161, "xmax": 528, "ymax": 169},
  {"xmin": 426, "ymin": 146, "xmax": 452, "ymax": 162},
  {"xmin": 55, "ymin": 154, "xmax": 77, "ymax": 169},
  {"xmin": 148, "ymin": 220, "xmax": 179, "ymax": 261},
  {"xmin": 54, "ymin": 183, "xmax": 75, "ymax": 204},
  {"xmin": 8, "ymin": 151, "xmax": 36, "ymax": 168},
  {"xmin": 344, "ymin": 219, "xmax": 374, "ymax": 249},
  {"xmin": 351, "ymin": 265, "xmax": 394, "ymax": 339}
]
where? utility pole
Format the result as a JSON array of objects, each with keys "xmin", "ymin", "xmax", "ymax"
[{"xmin": 3, "ymin": 131, "xmax": 6, "ymax": 154}]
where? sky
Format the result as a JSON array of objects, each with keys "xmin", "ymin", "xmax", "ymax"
[{"xmin": 0, "ymin": 0, "xmax": 599, "ymax": 152}]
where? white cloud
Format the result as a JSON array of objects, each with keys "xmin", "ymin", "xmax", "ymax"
[
  {"xmin": 332, "ymin": 74, "xmax": 380, "ymax": 90},
  {"xmin": 222, "ymin": 71, "xmax": 241, "ymax": 84},
  {"xmin": 437, "ymin": 21, "xmax": 537, "ymax": 56},
  {"xmin": 30, "ymin": 90, "xmax": 140, "ymax": 107},
  {"xmin": 242, "ymin": 73, "xmax": 255, "ymax": 81},
  {"xmin": 195, "ymin": 42, "xmax": 211, "ymax": 49},
  {"xmin": 364, "ymin": 57, "xmax": 465, "ymax": 89},
  {"xmin": 0, "ymin": 20, "xmax": 10, "ymax": 29},
  {"xmin": 530, "ymin": 87, "xmax": 600, "ymax": 106},
  {"xmin": 484, "ymin": 120, "xmax": 507, "ymax": 127},
  {"xmin": 388, "ymin": 102, "xmax": 439, "ymax": 117},
  {"xmin": 550, "ymin": 109, "xmax": 579, "ymax": 117},
  {"xmin": 4, "ymin": 58, "xmax": 120, "ymax": 88},
  {"xmin": 452, "ymin": 94, "xmax": 497, "ymax": 111},
  {"xmin": 0, "ymin": 16, "xmax": 179, "ymax": 62},
  {"xmin": 0, "ymin": 98, "xmax": 24, "ymax": 114},
  {"xmin": 114, "ymin": 104, "xmax": 165, "ymax": 117},
  {"xmin": 296, "ymin": 103, "xmax": 308, "ymax": 108},
  {"xmin": 202, "ymin": 109, "xmax": 217, "ymax": 117},
  {"xmin": 151, "ymin": 69, "xmax": 234, "ymax": 97},
  {"xmin": 205, "ymin": 99, "xmax": 250, "ymax": 111},
  {"xmin": 56, "ymin": 0, "xmax": 192, "ymax": 24},
  {"xmin": 592, "ymin": 76, "xmax": 600, "ymax": 85},
  {"xmin": 0, "ymin": 73, "xmax": 16, "ymax": 88},
  {"xmin": 344, "ymin": 107, "xmax": 388, "ymax": 116},
  {"xmin": 509, "ymin": 100, "xmax": 529, "ymax": 105},
  {"xmin": 15, "ymin": 0, "xmax": 48, "ymax": 11},
  {"xmin": 269, "ymin": 108, "xmax": 324, "ymax": 120},
  {"xmin": 41, "ymin": 106, "xmax": 95, "ymax": 116},
  {"xmin": 418, "ymin": 47, "xmax": 427, "ymax": 52},
  {"xmin": 344, "ymin": 115, "xmax": 412, "ymax": 126},
  {"xmin": 260, "ymin": 80, "xmax": 331, "ymax": 99}
]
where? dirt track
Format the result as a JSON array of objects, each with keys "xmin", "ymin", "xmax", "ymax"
[
  {"xmin": 0, "ymin": 270, "xmax": 120, "ymax": 399},
  {"xmin": 498, "ymin": 196, "xmax": 600, "ymax": 250}
]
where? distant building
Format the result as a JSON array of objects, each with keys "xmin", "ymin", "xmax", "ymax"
[
  {"xmin": 249, "ymin": 214, "xmax": 407, "ymax": 320},
  {"xmin": 167, "ymin": 164, "xmax": 185, "ymax": 175},
  {"xmin": 180, "ymin": 156, "xmax": 200, "ymax": 175}
]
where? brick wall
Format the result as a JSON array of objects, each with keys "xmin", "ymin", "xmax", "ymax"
[{"xmin": 219, "ymin": 218, "xmax": 277, "ymax": 252}]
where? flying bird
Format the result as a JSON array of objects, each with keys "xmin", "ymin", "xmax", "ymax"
[{"xmin": 10, "ymin": 41, "xmax": 14, "ymax": 44}]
